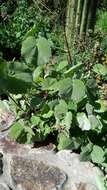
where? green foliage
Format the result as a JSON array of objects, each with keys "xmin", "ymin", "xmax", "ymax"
[
  {"xmin": 21, "ymin": 36, "xmax": 37, "ymax": 65},
  {"xmin": 95, "ymin": 174, "xmax": 106, "ymax": 190},
  {"xmin": 0, "ymin": 1, "xmax": 107, "ymax": 185},
  {"xmin": 93, "ymin": 64, "xmax": 107, "ymax": 76},
  {"xmin": 96, "ymin": 10, "xmax": 107, "ymax": 32},
  {"xmin": 57, "ymin": 133, "xmax": 73, "ymax": 150},
  {"xmin": 0, "ymin": 33, "xmax": 106, "ymax": 180},
  {"xmin": 37, "ymin": 37, "xmax": 52, "ymax": 65},
  {"xmin": 71, "ymin": 80, "xmax": 86, "ymax": 103},
  {"xmin": 0, "ymin": 0, "xmax": 63, "ymax": 60},
  {"xmin": 91, "ymin": 145, "xmax": 105, "ymax": 164}
]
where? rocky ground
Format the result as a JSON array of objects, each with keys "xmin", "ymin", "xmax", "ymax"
[{"xmin": 0, "ymin": 138, "xmax": 102, "ymax": 190}]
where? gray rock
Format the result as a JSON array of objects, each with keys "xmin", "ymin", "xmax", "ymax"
[
  {"xmin": 0, "ymin": 138, "xmax": 102, "ymax": 190},
  {"xmin": 0, "ymin": 183, "xmax": 10, "ymax": 190},
  {"xmin": 11, "ymin": 156, "xmax": 67, "ymax": 190}
]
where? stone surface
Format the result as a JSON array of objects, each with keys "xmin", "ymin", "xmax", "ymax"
[
  {"xmin": 0, "ymin": 183, "xmax": 9, "ymax": 190},
  {"xmin": 11, "ymin": 157, "xmax": 67, "ymax": 190},
  {"xmin": 0, "ymin": 138, "xmax": 102, "ymax": 190}
]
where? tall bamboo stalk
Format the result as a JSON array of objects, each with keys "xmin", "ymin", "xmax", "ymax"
[
  {"xmin": 80, "ymin": 0, "xmax": 90, "ymax": 38},
  {"xmin": 66, "ymin": 0, "xmax": 78, "ymax": 49},
  {"xmin": 65, "ymin": 0, "xmax": 98, "ymax": 50},
  {"xmin": 75, "ymin": 0, "xmax": 84, "ymax": 35}
]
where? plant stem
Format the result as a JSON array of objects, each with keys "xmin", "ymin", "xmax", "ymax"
[{"xmin": 8, "ymin": 94, "xmax": 25, "ymax": 112}]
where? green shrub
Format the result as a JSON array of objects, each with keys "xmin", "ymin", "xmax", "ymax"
[
  {"xmin": 0, "ymin": 30, "xmax": 106, "ymax": 150},
  {"xmin": 0, "ymin": 0, "xmax": 63, "ymax": 60},
  {"xmin": 96, "ymin": 10, "xmax": 107, "ymax": 32}
]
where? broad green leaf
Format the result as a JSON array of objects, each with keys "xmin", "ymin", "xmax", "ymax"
[
  {"xmin": 64, "ymin": 62, "xmax": 83, "ymax": 77},
  {"xmin": 33, "ymin": 66, "xmax": 43, "ymax": 83},
  {"xmin": 68, "ymin": 101, "xmax": 77, "ymax": 112},
  {"xmin": 9, "ymin": 122, "xmax": 24, "ymax": 140},
  {"xmin": 43, "ymin": 124, "xmax": 53, "ymax": 137},
  {"xmin": 7, "ymin": 61, "xmax": 29, "ymax": 74},
  {"xmin": 54, "ymin": 100, "xmax": 68, "ymax": 120},
  {"xmin": 42, "ymin": 110, "xmax": 54, "ymax": 118},
  {"xmin": 95, "ymin": 174, "xmax": 106, "ymax": 190},
  {"xmin": 48, "ymin": 78, "xmax": 72, "ymax": 95},
  {"xmin": 86, "ymin": 103, "xmax": 93, "ymax": 115},
  {"xmin": 41, "ymin": 77, "xmax": 57, "ymax": 91},
  {"xmin": 58, "ymin": 78, "xmax": 72, "ymax": 96},
  {"xmin": 24, "ymin": 126, "xmax": 35, "ymax": 136},
  {"xmin": 86, "ymin": 78, "xmax": 97, "ymax": 89},
  {"xmin": 1, "ymin": 62, "xmax": 32, "ymax": 93},
  {"xmin": 77, "ymin": 112, "xmax": 91, "ymax": 131},
  {"xmin": 31, "ymin": 116, "xmax": 41, "ymax": 126},
  {"xmin": 71, "ymin": 80, "xmax": 86, "ymax": 103},
  {"xmin": 30, "ymin": 95, "xmax": 43, "ymax": 108},
  {"xmin": 37, "ymin": 37, "xmax": 51, "ymax": 65},
  {"xmin": 91, "ymin": 145, "xmax": 105, "ymax": 164},
  {"xmin": 13, "ymin": 72, "xmax": 33, "ymax": 83},
  {"xmin": 57, "ymin": 133, "xmax": 73, "ymax": 150},
  {"xmin": 64, "ymin": 112, "xmax": 72, "ymax": 131},
  {"xmin": 41, "ymin": 103, "xmax": 50, "ymax": 114},
  {"xmin": 24, "ymin": 126, "xmax": 35, "ymax": 144},
  {"xmin": 88, "ymin": 115, "xmax": 103, "ymax": 131},
  {"xmin": 48, "ymin": 99, "xmax": 59, "ymax": 110},
  {"xmin": 21, "ymin": 36, "xmax": 37, "ymax": 65},
  {"xmin": 5, "ymin": 76, "xmax": 32, "ymax": 94},
  {"xmin": 93, "ymin": 64, "xmax": 107, "ymax": 76},
  {"xmin": 80, "ymin": 143, "xmax": 93, "ymax": 161},
  {"xmin": 56, "ymin": 60, "xmax": 68, "ymax": 71}
]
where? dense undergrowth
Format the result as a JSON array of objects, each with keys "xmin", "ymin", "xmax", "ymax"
[{"xmin": 0, "ymin": 0, "xmax": 107, "ymax": 189}]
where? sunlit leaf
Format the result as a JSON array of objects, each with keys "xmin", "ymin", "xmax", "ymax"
[
  {"xmin": 95, "ymin": 174, "xmax": 106, "ymax": 190},
  {"xmin": 91, "ymin": 145, "xmax": 105, "ymax": 164},
  {"xmin": 64, "ymin": 112, "xmax": 72, "ymax": 131},
  {"xmin": 93, "ymin": 64, "xmax": 107, "ymax": 76},
  {"xmin": 57, "ymin": 133, "xmax": 72, "ymax": 150},
  {"xmin": 56, "ymin": 60, "xmax": 68, "ymax": 71},
  {"xmin": 9, "ymin": 122, "xmax": 24, "ymax": 140},
  {"xmin": 77, "ymin": 112, "xmax": 91, "ymax": 131},
  {"xmin": 71, "ymin": 80, "xmax": 86, "ymax": 103},
  {"xmin": 54, "ymin": 100, "xmax": 68, "ymax": 120},
  {"xmin": 37, "ymin": 37, "xmax": 51, "ymax": 65},
  {"xmin": 21, "ymin": 36, "xmax": 37, "ymax": 65}
]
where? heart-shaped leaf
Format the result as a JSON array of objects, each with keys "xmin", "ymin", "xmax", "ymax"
[
  {"xmin": 57, "ymin": 133, "xmax": 73, "ymax": 150},
  {"xmin": 77, "ymin": 112, "xmax": 91, "ymax": 131},
  {"xmin": 21, "ymin": 36, "xmax": 37, "ymax": 65},
  {"xmin": 91, "ymin": 145, "xmax": 105, "ymax": 164},
  {"xmin": 54, "ymin": 100, "xmax": 68, "ymax": 120},
  {"xmin": 71, "ymin": 80, "xmax": 86, "ymax": 103},
  {"xmin": 37, "ymin": 37, "xmax": 51, "ymax": 65}
]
